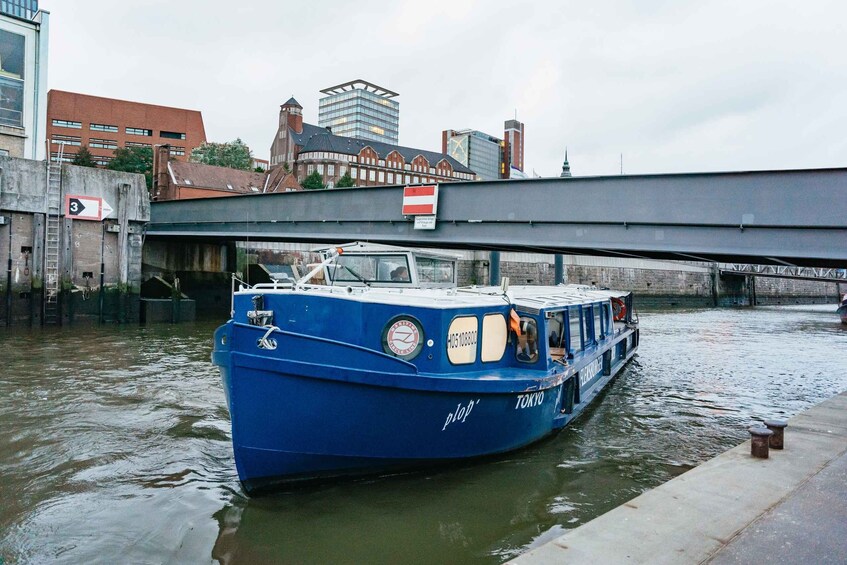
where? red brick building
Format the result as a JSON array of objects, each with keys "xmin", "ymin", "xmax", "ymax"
[
  {"xmin": 504, "ymin": 119, "xmax": 524, "ymax": 175},
  {"xmin": 46, "ymin": 90, "xmax": 207, "ymax": 166},
  {"xmin": 269, "ymin": 97, "xmax": 475, "ymax": 188},
  {"xmin": 151, "ymin": 145, "xmax": 300, "ymax": 201}
]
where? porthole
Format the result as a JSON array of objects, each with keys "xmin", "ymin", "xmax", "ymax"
[{"xmin": 381, "ymin": 315, "xmax": 424, "ymax": 360}]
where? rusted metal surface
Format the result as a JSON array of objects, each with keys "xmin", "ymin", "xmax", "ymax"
[
  {"xmin": 749, "ymin": 426, "xmax": 774, "ymax": 458},
  {"xmin": 764, "ymin": 419, "xmax": 788, "ymax": 450}
]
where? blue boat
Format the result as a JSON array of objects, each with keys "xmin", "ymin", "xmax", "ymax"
[{"xmin": 212, "ymin": 243, "xmax": 639, "ymax": 494}]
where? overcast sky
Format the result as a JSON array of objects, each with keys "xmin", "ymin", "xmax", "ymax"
[{"xmin": 46, "ymin": 0, "xmax": 847, "ymax": 177}]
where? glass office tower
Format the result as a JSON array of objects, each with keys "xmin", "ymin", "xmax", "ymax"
[
  {"xmin": 0, "ymin": 0, "xmax": 38, "ymax": 20},
  {"xmin": 444, "ymin": 129, "xmax": 502, "ymax": 181},
  {"xmin": 318, "ymin": 80, "xmax": 399, "ymax": 145}
]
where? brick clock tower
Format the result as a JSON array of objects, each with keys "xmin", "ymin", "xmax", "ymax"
[{"xmin": 270, "ymin": 97, "xmax": 303, "ymax": 168}]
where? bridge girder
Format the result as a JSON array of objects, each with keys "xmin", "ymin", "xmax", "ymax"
[{"xmin": 148, "ymin": 167, "xmax": 847, "ymax": 268}]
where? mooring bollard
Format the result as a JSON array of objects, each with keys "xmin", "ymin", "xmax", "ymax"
[
  {"xmin": 764, "ymin": 419, "xmax": 788, "ymax": 450},
  {"xmin": 749, "ymin": 426, "xmax": 774, "ymax": 458}
]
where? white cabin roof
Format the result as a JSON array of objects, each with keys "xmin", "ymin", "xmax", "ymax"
[{"xmin": 243, "ymin": 283, "xmax": 627, "ymax": 311}]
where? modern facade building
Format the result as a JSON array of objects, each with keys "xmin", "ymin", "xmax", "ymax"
[
  {"xmin": 0, "ymin": 0, "xmax": 48, "ymax": 159},
  {"xmin": 504, "ymin": 119, "xmax": 525, "ymax": 174},
  {"xmin": 270, "ymin": 97, "xmax": 474, "ymax": 188},
  {"xmin": 318, "ymin": 80, "xmax": 399, "ymax": 145},
  {"xmin": 46, "ymin": 90, "xmax": 207, "ymax": 166},
  {"xmin": 442, "ymin": 129, "xmax": 503, "ymax": 181},
  {"xmin": 442, "ymin": 118, "xmax": 528, "ymax": 180}
]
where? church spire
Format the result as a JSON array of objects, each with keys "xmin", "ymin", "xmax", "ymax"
[{"xmin": 560, "ymin": 148, "xmax": 572, "ymax": 178}]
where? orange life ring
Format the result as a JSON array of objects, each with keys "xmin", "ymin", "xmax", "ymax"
[{"xmin": 612, "ymin": 297, "xmax": 626, "ymax": 322}]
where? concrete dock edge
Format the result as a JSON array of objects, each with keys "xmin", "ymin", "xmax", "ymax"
[{"xmin": 510, "ymin": 391, "xmax": 847, "ymax": 564}]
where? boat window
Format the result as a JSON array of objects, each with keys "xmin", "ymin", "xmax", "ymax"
[
  {"xmin": 516, "ymin": 316, "xmax": 539, "ymax": 363},
  {"xmin": 569, "ymin": 307, "xmax": 582, "ymax": 354},
  {"xmin": 547, "ymin": 311, "xmax": 567, "ymax": 361},
  {"xmin": 603, "ymin": 302, "xmax": 613, "ymax": 336},
  {"xmin": 447, "ymin": 316, "xmax": 478, "ymax": 364},
  {"xmin": 328, "ymin": 254, "xmax": 411, "ymax": 284},
  {"xmin": 415, "ymin": 257, "xmax": 455, "ymax": 284},
  {"xmin": 481, "ymin": 314, "xmax": 507, "ymax": 362},
  {"xmin": 582, "ymin": 306, "xmax": 595, "ymax": 347},
  {"xmin": 593, "ymin": 305, "xmax": 602, "ymax": 342}
]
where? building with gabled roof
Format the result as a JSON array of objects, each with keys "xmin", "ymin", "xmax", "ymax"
[
  {"xmin": 269, "ymin": 97, "xmax": 475, "ymax": 188},
  {"xmin": 152, "ymin": 145, "xmax": 300, "ymax": 200}
]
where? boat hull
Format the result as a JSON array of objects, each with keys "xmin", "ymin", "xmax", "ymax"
[{"xmin": 213, "ymin": 322, "xmax": 638, "ymax": 493}]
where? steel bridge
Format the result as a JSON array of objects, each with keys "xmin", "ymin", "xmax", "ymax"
[{"xmin": 147, "ymin": 167, "xmax": 847, "ymax": 269}]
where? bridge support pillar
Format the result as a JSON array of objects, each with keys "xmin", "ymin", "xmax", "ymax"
[
  {"xmin": 554, "ymin": 254, "xmax": 564, "ymax": 285},
  {"xmin": 489, "ymin": 251, "xmax": 500, "ymax": 286},
  {"xmin": 711, "ymin": 263, "xmax": 719, "ymax": 307}
]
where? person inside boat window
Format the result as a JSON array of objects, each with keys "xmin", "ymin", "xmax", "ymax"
[
  {"xmin": 547, "ymin": 311, "xmax": 566, "ymax": 362},
  {"xmin": 516, "ymin": 317, "xmax": 538, "ymax": 362},
  {"xmin": 391, "ymin": 266, "xmax": 409, "ymax": 282}
]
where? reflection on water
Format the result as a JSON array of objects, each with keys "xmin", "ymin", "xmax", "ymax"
[{"xmin": 1, "ymin": 306, "xmax": 846, "ymax": 563}]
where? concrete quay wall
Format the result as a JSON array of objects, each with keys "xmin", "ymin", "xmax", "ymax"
[
  {"xmin": 510, "ymin": 391, "xmax": 847, "ymax": 564},
  {"xmin": 0, "ymin": 156, "xmax": 149, "ymax": 326},
  {"xmin": 465, "ymin": 252, "xmax": 838, "ymax": 308}
]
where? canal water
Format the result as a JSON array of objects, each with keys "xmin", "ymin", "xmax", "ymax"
[{"xmin": 1, "ymin": 305, "xmax": 846, "ymax": 564}]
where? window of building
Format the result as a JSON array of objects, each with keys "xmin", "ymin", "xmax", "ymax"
[
  {"xmin": 90, "ymin": 123, "xmax": 118, "ymax": 133},
  {"xmin": 378, "ymin": 171, "xmax": 384, "ymax": 183},
  {"xmin": 0, "ymin": 29, "xmax": 25, "ymax": 128},
  {"xmin": 93, "ymin": 155, "xmax": 113, "ymax": 166},
  {"xmin": 387, "ymin": 172, "xmax": 394, "ymax": 184},
  {"xmin": 160, "ymin": 131, "xmax": 186, "ymax": 140},
  {"xmin": 351, "ymin": 167, "xmax": 357, "ymax": 178},
  {"xmin": 50, "ymin": 152, "xmax": 73, "ymax": 163},
  {"xmin": 51, "ymin": 135, "xmax": 81, "ymax": 146},
  {"xmin": 412, "ymin": 176, "xmax": 419, "ymax": 183},
  {"xmin": 52, "ymin": 119, "xmax": 82, "ymax": 129},
  {"xmin": 169, "ymin": 146, "xmax": 185, "ymax": 156},
  {"xmin": 89, "ymin": 138, "xmax": 118, "ymax": 150},
  {"xmin": 307, "ymin": 164, "xmax": 314, "ymax": 174},
  {"xmin": 125, "ymin": 141, "xmax": 151, "ymax": 148},
  {"xmin": 327, "ymin": 164, "xmax": 335, "ymax": 176},
  {"xmin": 317, "ymin": 163, "xmax": 324, "ymax": 174},
  {"xmin": 369, "ymin": 170, "xmax": 375, "ymax": 181},
  {"xmin": 126, "ymin": 127, "xmax": 153, "ymax": 136},
  {"xmin": 359, "ymin": 168, "xmax": 366, "ymax": 180},
  {"xmin": 405, "ymin": 174, "xmax": 411, "ymax": 183}
]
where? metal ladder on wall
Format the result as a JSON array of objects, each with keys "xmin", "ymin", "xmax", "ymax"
[{"xmin": 43, "ymin": 145, "xmax": 64, "ymax": 324}]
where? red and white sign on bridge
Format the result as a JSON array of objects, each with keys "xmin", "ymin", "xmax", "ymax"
[{"xmin": 401, "ymin": 185, "xmax": 439, "ymax": 216}]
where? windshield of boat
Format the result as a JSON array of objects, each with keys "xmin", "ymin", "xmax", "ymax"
[
  {"xmin": 327, "ymin": 254, "xmax": 412, "ymax": 285},
  {"xmin": 414, "ymin": 257, "xmax": 455, "ymax": 285}
]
